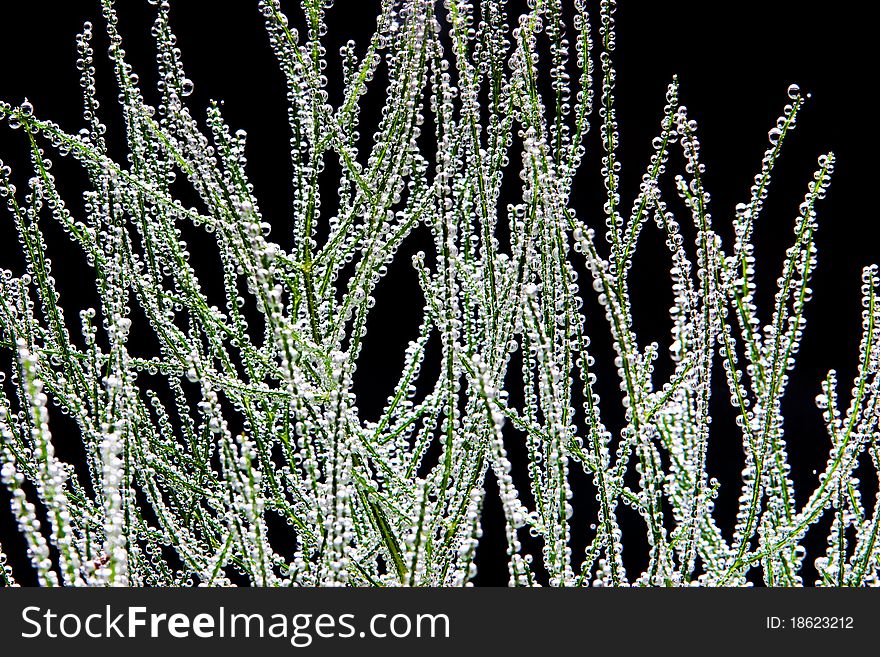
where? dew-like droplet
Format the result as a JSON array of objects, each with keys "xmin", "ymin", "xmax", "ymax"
[
  {"xmin": 181, "ymin": 79, "xmax": 194, "ymax": 97},
  {"xmin": 787, "ymin": 83, "xmax": 800, "ymax": 99}
]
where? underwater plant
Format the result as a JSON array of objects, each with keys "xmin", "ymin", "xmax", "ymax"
[{"xmin": 0, "ymin": 0, "xmax": 877, "ymax": 587}]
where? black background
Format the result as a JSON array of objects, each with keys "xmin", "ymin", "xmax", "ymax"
[{"xmin": 0, "ymin": 1, "xmax": 876, "ymax": 586}]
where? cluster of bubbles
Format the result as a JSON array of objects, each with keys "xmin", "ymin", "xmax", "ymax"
[{"xmin": 0, "ymin": 0, "xmax": 877, "ymax": 589}]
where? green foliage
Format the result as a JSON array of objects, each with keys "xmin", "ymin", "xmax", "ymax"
[{"xmin": 0, "ymin": 0, "xmax": 878, "ymax": 586}]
